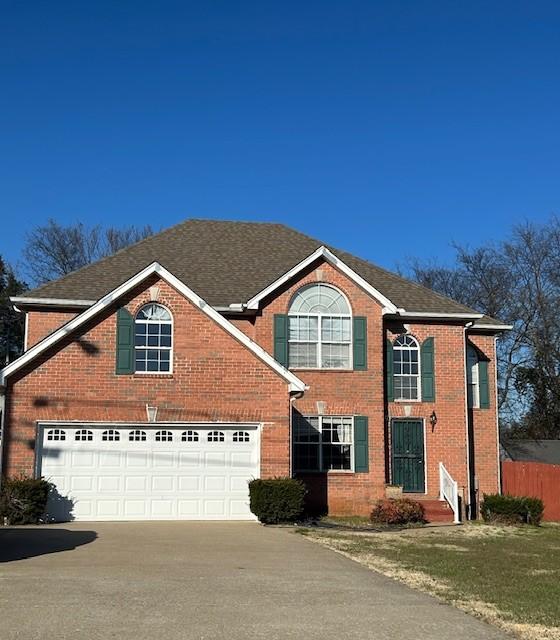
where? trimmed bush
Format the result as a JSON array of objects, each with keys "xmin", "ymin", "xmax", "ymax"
[
  {"xmin": 249, "ymin": 477, "xmax": 306, "ymax": 524},
  {"xmin": 0, "ymin": 477, "xmax": 53, "ymax": 525},
  {"xmin": 370, "ymin": 498, "xmax": 425, "ymax": 525},
  {"xmin": 481, "ymin": 493, "xmax": 544, "ymax": 526}
]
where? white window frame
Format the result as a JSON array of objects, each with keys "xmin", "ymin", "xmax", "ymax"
[
  {"xmin": 467, "ymin": 345, "xmax": 480, "ymax": 409},
  {"xmin": 288, "ymin": 284, "xmax": 353, "ymax": 370},
  {"xmin": 134, "ymin": 303, "xmax": 173, "ymax": 375},
  {"xmin": 293, "ymin": 415, "xmax": 354, "ymax": 473},
  {"xmin": 393, "ymin": 334, "xmax": 421, "ymax": 402}
]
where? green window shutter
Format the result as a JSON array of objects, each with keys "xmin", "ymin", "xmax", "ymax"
[
  {"xmin": 354, "ymin": 416, "xmax": 369, "ymax": 473},
  {"xmin": 479, "ymin": 360, "xmax": 490, "ymax": 408},
  {"xmin": 116, "ymin": 308, "xmax": 134, "ymax": 374},
  {"xmin": 274, "ymin": 314, "xmax": 289, "ymax": 367},
  {"xmin": 352, "ymin": 317, "xmax": 367, "ymax": 370},
  {"xmin": 385, "ymin": 339, "xmax": 394, "ymax": 402},
  {"xmin": 421, "ymin": 337, "xmax": 435, "ymax": 402}
]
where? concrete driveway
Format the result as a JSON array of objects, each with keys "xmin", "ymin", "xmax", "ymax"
[{"xmin": 0, "ymin": 522, "xmax": 507, "ymax": 640}]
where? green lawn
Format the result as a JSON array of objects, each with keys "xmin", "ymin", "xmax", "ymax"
[{"xmin": 298, "ymin": 523, "xmax": 560, "ymax": 639}]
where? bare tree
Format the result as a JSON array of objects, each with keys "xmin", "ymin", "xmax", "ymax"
[
  {"xmin": 0, "ymin": 257, "xmax": 27, "ymax": 364},
  {"xmin": 23, "ymin": 219, "xmax": 153, "ymax": 285},
  {"xmin": 404, "ymin": 218, "xmax": 560, "ymax": 437}
]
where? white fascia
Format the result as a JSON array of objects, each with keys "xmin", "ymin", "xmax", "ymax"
[
  {"xmin": 469, "ymin": 323, "xmax": 513, "ymax": 331},
  {"xmin": 245, "ymin": 246, "xmax": 399, "ymax": 314},
  {"xmin": 10, "ymin": 296, "xmax": 95, "ymax": 308},
  {"xmin": 0, "ymin": 262, "xmax": 307, "ymax": 393},
  {"xmin": 395, "ymin": 311, "xmax": 484, "ymax": 320}
]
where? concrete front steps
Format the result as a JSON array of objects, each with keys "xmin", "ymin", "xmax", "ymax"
[{"xmin": 403, "ymin": 495, "xmax": 456, "ymax": 523}]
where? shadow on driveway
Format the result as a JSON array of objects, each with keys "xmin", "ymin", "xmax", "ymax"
[{"xmin": 0, "ymin": 528, "xmax": 97, "ymax": 562}]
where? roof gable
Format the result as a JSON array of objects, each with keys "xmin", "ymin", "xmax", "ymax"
[
  {"xmin": 14, "ymin": 219, "xmax": 506, "ymax": 326},
  {"xmin": 1, "ymin": 262, "xmax": 307, "ymax": 392}
]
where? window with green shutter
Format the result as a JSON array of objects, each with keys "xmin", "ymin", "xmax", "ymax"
[
  {"xmin": 353, "ymin": 416, "xmax": 369, "ymax": 472},
  {"xmin": 353, "ymin": 317, "xmax": 367, "ymax": 370},
  {"xmin": 115, "ymin": 308, "xmax": 134, "ymax": 374},
  {"xmin": 385, "ymin": 338, "xmax": 394, "ymax": 401},
  {"xmin": 420, "ymin": 337, "xmax": 435, "ymax": 402},
  {"xmin": 273, "ymin": 314, "xmax": 288, "ymax": 367}
]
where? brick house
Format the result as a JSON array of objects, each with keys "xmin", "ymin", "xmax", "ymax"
[{"xmin": 0, "ymin": 220, "xmax": 510, "ymax": 522}]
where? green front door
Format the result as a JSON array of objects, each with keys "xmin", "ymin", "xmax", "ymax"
[{"xmin": 392, "ymin": 419, "xmax": 425, "ymax": 492}]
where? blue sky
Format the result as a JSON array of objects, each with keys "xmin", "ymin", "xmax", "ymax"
[{"xmin": 2, "ymin": 1, "xmax": 560, "ymax": 275}]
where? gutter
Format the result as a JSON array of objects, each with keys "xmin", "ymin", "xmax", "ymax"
[
  {"xmin": 463, "ymin": 321, "xmax": 474, "ymax": 519},
  {"xmin": 0, "ymin": 387, "xmax": 5, "ymax": 490}
]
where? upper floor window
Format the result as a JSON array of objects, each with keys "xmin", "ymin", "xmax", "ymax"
[
  {"xmin": 288, "ymin": 284, "xmax": 351, "ymax": 369},
  {"xmin": 134, "ymin": 304, "xmax": 172, "ymax": 373},
  {"xmin": 393, "ymin": 335, "xmax": 420, "ymax": 400},
  {"xmin": 293, "ymin": 415, "xmax": 353, "ymax": 472},
  {"xmin": 467, "ymin": 345, "xmax": 480, "ymax": 408}
]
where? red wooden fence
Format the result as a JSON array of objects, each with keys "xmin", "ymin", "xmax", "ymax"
[{"xmin": 501, "ymin": 461, "xmax": 560, "ymax": 521}]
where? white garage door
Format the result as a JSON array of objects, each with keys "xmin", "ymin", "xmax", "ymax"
[{"xmin": 38, "ymin": 424, "xmax": 260, "ymax": 521}]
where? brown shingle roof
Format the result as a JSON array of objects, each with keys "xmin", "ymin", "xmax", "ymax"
[{"xmin": 21, "ymin": 219, "xmax": 504, "ymax": 323}]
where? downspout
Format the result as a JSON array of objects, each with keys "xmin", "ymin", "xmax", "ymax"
[
  {"xmin": 463, "ymin": 322, "xmax": 474, "ymax": 520},
  {"xmin": 289, "ymin": 391, "xmax": 305, "ymax": 477},
  {"xmin": 494, "ymin": 336, "xmax": 501, "ymax": 494},
  {"xmin": 0, "ymin": 387, "xmax": 5, "ymax": 491}
]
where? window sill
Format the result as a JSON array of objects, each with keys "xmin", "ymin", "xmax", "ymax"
[
  {"xmin": 294, "ymin": 470, "xmax": 355, "ymax": 475},
  {"xmin": 290, "ymin": 368, "xmax": 355, "ymax": 373},
  {"xmin": 393, "ymin": 398, "xmax": 422, "ymax": 403},
  {"xmin": 131, "ymin": 373, "xmax": 174, "ymax": 379}
]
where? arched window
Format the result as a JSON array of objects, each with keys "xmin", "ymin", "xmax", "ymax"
[
  {"xmin": 102, "ymin": 429, "xmax": 120, "ymax": 441},
  {"xmin": 393, "ymin": 335, "xmax": 420, "ymax": 400},
  {"xmin": 288, "ymin": 284, "xmax": 352, "ymax": 369},
  {"xmin": 155, "ymin": 430, "xmax": 173, "ymax": 442},
  {"xmin": 134, "ymin": 304, "xmax": 172, "ymax": 373},
  {"xmin": 467, "ymin": 345, "xmax": 480, "ymax": 408},
  {"xmin": 129, "ymin": 429, "xmax": 147, "ymax": 442},
  {"xmin": 181, "ymin": 430, "xmax": 199, "ymax": 442},
  {"xmin": 46, "ymin": 429, "xmax": 66, "ymax": 441},
  {"xmin": 233, "ymin": 431, "xmax": 250, "ymax": 442},
  {"xmin": 75, "ymin": 429, "xmax": 93, "ymax": 441},
  {"xmin": 208, "ymin": 431, "xmax": 225, "ymax": 442}
]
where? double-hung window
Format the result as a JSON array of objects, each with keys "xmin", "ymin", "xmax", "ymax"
[
  {"xmin": 393, "ymin": 334, "xmax": 421, "ymax": 400},
  {"xmin": 134, "ymin": 304, "xmax": 173, "ymax": 373},
  {"xmin": 467, "ymin": 345, "xmax": 480, "ymax": 408},
  {"xmin": 293, "ymin": 415, "xmax": 354, "ymax": 472},
  {"xmin": 288, "ymin": 284, "xmax": 352, "ymax": 369}
]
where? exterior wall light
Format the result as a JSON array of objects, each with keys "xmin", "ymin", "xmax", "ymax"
[{"xmin": 429, "ymin": 410, "xmax": 437, "ymax": 431}]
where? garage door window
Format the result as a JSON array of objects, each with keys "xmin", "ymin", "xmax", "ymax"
[
  {"xmin": 233, "ymin": 431, "xmax": 250, "ymax": 442},
  {"xmin": 182, "ymin": 430, "xmax": 199, "ymax": 442},
  {"xmin": 135, "ymin": 304, "xmax": 173, "ymax": 374},
  {"xmin": 75, "ymin": 429, "xmax": 93, "ymax": 441},
  {"xmin": 102, "ymin": 429, "xmax": 120, "ymax": 442},
  {"xmin": 208, "ymin": 431, "xmax": 225, "ymax": 442},
  {"xmin": 129, "ymin": 430, "xmax": 147, "ymax": 441},
  {"xmin": 47, "ymin": 429, "xmax": 66, "ymax": 441},
  {"xmin": 155, "ymin": 430, "xmax": 173, "ymax": 442}
]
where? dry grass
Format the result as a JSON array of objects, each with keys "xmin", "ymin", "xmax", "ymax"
[{"xmin": 297, "ymin": 523, "xmax": 560, "ymax": 640}]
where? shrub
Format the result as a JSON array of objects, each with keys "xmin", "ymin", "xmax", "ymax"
[
  {"xmin": 249, "ymin": 477, "xmax": 306, "ymax": 524},
  {"xmin": 0, "ymin": 477, "xmax": 53, "ymax": 525},
  {"xmin": 370, "ymin": 498, "xmax": 425, "ymax": 525},
  {"xmin": 481, "ymin": 493, "xmax": 544, "ymax": 526}
]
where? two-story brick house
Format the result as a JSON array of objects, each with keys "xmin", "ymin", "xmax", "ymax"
[{"xmin": 0, "ymin": 220, "xmax": 510, "ymax": 522}]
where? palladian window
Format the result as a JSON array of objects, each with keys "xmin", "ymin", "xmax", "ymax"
[{"xmin": 288, "ymin": 284, "xmax": 352, "ymax": 369}]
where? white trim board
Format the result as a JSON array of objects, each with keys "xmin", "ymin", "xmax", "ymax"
[
  {"xmin": 245, "ymin": 246, "xmax": 399, "ymax": 314},
  {"xmin": 0, "ymin": 262, "xmax": 307, "ymax": 393}
]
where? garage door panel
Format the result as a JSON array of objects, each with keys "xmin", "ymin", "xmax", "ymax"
[
  {"xmin": 40, "ymin": 425, "xmax": 259, "ymax": 521},
  {"xmin": 126, "ymin": 452, "xmax": 149, "ymax": 467}
]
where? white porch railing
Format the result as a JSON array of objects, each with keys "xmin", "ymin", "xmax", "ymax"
[{"xmin": 439, "ymin": 462, "xmax": 461, "ymax": 523}]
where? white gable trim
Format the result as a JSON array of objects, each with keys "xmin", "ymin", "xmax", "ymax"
[
  {"xmin": 10, "ymin": 296, "xmax": 95, "ymax": 308},
  {"xmin": 245, "ymin": 246, "xmax": 399, "ymax": 313},
  {"xmin": 0, "ymin": 263, "xmax": 307, "ymax": 392}
]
